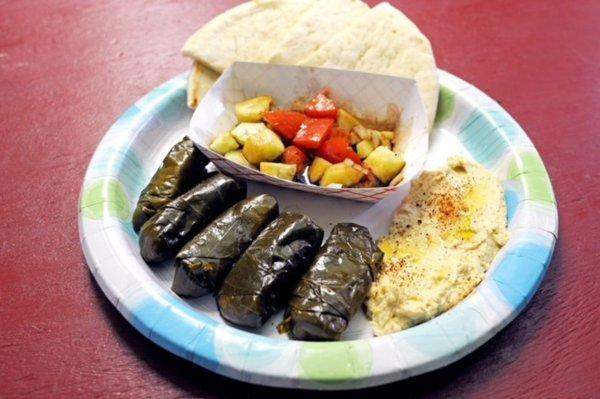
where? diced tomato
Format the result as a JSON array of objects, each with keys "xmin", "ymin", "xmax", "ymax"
[
  {"xmin": 330, "ymin": 127, "xmax": 350, "ymax": 141},
  {"xmin": 293, "ymin": 118, "xmax": 335, "ymax": 151},
  {"xmin": 263, "ymin": 110, "xmax": 306, "ymax": 141},
  {"xmin": 304, "ymin": 90, "xmax": 338, "ymax": 119},
  {"xmin": 317, "ymin": 138, "xmax": 362, "ymax": 165},
  {"xmin": 282, "ymin": 146, "xmax": 308, "ymax": 175}
]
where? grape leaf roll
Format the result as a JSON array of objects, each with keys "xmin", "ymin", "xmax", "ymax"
[
  {"xmin": 279, "ymin": 223, "xmax": 382, "ymax": 341},
  {"xmin": 139, "ymin": 173, "xmax": 246, "ymax": 264},
  {"xmin": 132, "ymin": 137, "xmax": 209, "ymax": 232},
  {"xmin": 217, "ymin": 213, "xmax": 324, "ymax": 329},
  {"xmin": 172, "ymin": 194, "xmax": 279, "ymax": 297}
]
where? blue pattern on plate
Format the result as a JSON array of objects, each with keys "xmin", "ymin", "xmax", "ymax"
[
  {"xmin": 491, "ymin": 251, "xmax": 546, "ymax": 309},
  {"xmin": 394, "ymin": 320, "xmax": 455, "ymax": 358},
  {"xmin": 504, "ymin": 187, "xmax": 519, "ymax": 224},
  {"xmin": 458, "ymin": 109, "xmax": 522, "ymax": 167},
  {"xmin": 150, "ymin": 299, "xmax": 219, "ymax": 359}
]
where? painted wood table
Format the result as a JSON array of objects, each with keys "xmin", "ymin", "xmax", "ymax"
[{"xmin": 1, "ymin": 0, "xmax": 598, "ymax": 397}]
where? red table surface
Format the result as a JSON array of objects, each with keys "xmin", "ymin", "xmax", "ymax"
[{"xmin": 1, "ymin": 0, "xmax": 599, "ymax": 397}]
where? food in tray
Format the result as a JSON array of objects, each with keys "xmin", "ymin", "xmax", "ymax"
[
  {"xmin": 279, "ymin": 223, "xmax": 382, "ymax": 340},
  {"xmin": 367, "ymin": 157, "xmax": 509, "ymax": 335},
  {"xmin": 132, "ymin": 137, "xmax": 209, "ymax": 232},
  {"xmin": 138, "ymin": 173, "xmax": 247, "ymax": 264},
  {"xmin": 171, "ymin": 194, "xmax": 279, "ymax": 297},
  {"xmin": 209, "ymin": 90, "xmax": 407, "ymax": 188},
  {"xmin": 217, "ymin": 212, "xmax": 324, "ymax": 329},
  {"xmin": 182, "ymin": 1, "xmax": 438, "ymax": 131}
]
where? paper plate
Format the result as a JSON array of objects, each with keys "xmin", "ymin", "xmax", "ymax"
[{"xmin": 78, "ymin": 70, "xmax": 558, "ymax": 390}]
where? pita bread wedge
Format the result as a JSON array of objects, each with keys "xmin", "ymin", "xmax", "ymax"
[
  {"xmin": 187, "ymin": 62, "xmax": 220, "ymax": 108},
  {"xmin": 298, "ymin": 2, "xmax": 439, "ymax": 130},
  {"xmin": 269, "ymin": 0, "xmax": 369, "ymax": 65},
  {"xmin": 182, "ymin": 0, "xmax": 316, "ymax": 74}
]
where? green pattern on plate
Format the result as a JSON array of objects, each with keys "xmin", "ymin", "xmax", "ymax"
[
  {"xmin": 299, "ymin": 341, "xmax": 372, "ymax": 382},
  {"xmin": 434, "ymin": 85, "xmax": 455, "ymax": 124},
  {"xmin": 81, "ymin": 178, "xmax": 130, "ymax": 220},
  {"xmin": 508, "ymin": 150, "xmax": 547, "ymax": 179},
  {"xmin": 515, "ymin": 173, "xmax": 555, "ymax": 203}
]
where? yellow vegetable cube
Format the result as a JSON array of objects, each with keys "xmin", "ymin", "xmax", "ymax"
[
  {"xmin": 364, "ymin": 146, "xmax": 405, "ymax": 184},
  {"xmin": 338, "ymin": 109, "xmax": 361, "ymax": 130},
  {"xmin": 260, "ymin": 162, "xmax": 296, "ymax": 181},
  {"xmin": 319, "ymin": 162, "xmax": 364, "ymax": 187},
  {"xmin": 308, "ymin": 157, "xmax": 332, "ymax": 183},
  {"xmin": 381, "ymin": 130, "xmax": 395, "ymax": 140},
  {"xmin": 356, "ymin": 140, "xmax": 375, "ymax": 159},
  {"xmin": 224, "ymin": 150, "xmax": 254, "ymax": 168},
  {"xmin": 242, "ymin": 128, "xmax": 284, "ymax": 164},
  {"xmin": 209, "ymin": 132, "xmax": 239, "ymax": 155},
  {"xmin": 235, "ymin": 96, "xmax": 273, "ymax": 122},
  {"xmin": 231, "ymin": 122, "xmax": 266, "ymax": 145}
]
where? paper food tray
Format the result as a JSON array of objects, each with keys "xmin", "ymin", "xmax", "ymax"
[{"xmin": 189, "ymin": 62, "xmax": 428, "ymax": 202}]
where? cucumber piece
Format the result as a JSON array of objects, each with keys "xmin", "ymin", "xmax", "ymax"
[
  {"xmin": 224, "ymin": 150, "xmax": 254, "ymax": 168},
  {"xmin": 319, "ymin": 163, "xmax": 364, "ymax": 187},
  {"xmin": 210, "ymin": 132, "xmax": 239, "ymax": 155},
  {"xmin": 260, "ymin": 162, "xmax": 296, "ymax": 181},
  {"xmin": 308, "ymin": 157, "xmax": 332, "ymax": 183},
  {"xmin": 242, "ymin": 128, "xmax": 285, "ymax": 164},
  {"xmin": 363, "ymin": 146, "xmax": 405, "ymax": 184},
  {"xmin": 235, "ymin": 96, "xmax": 273, "ymax": 123},
  {"xmin": 231, "ymin": 122, "xmax": 266, "ymax": 145}
]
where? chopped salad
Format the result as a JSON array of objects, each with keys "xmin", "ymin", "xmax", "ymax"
[{"xmin": 209, "ymin": 88, "xmax": 406, "ymax": 188}]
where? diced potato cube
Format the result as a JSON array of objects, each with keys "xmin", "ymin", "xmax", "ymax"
[
  {"xmin": 370, "ymin": 130, "xmax": 381, "ymax": 147},
  {"xmin": 356, "ymin": 140, "xmax": 375, "ymax": 159},
  {"xmin": 364, "ymin": 146, "xmax": 405, "ymax": 184},
  {"xmin": 231, "ymin": 122, "xmax": 266, "ymax": 145},
  {"xmin": 338, "ymin": 109, "xmax": 361, "ymax": 130},
  {"xmin": 235, "ymin": 96, "xmax": 273, "ymax": 122},
  {"xmin": 381, "ymin": 130, "xmax": 395, "ymax": 140},
  {"xmin": 260, "ymin": 162, "xmax": 296, "ymax": 181},
  {"xmin": 209, "ymin": 132, "xmax": 239, "ymax": 155},
  {"xmin": 225, "ymin": 150, "xmax": 254, "ymax": 168},
  {"xmin": 308, "ymin": 157, "xmax": 332, "ymax": 183},
  {"xmin": 242, "ymin": 128, "xmax": 284, "ymax": 164},
  {"xmin": 379, "ymin": 131, "xmax": 393, "ymax": 149},
  {"xmin": 319, "ymin": 162, "xmax": 364, "ymax": 187}
]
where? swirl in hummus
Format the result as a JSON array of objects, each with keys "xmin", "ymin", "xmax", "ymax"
[{"xmin": 368, "ymin": 157, "xmax": 509, "ymax": 336}]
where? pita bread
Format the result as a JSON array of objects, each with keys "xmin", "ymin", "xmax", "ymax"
[
  {"xmin": 269, "ymin": 0, "xmax": 369, "ymax": 65},
  {"xmin": 298, "ymin": 2, "xmax": 439, "ymax": 129},
  {"xmin": 187, "ymin": 62, "xmax": 219, "ymax": 108},
  {"xmin": 182, "ymin": 0, "xmax": 316, "ymax": 73}
]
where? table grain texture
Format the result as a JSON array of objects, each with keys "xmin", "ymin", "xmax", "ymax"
[{"xmin": 1, "ymin": 0, "xmax": 599, "ymax": 398}]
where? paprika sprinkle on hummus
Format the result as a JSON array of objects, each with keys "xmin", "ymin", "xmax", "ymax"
[{"xmin": 368, "ymin": 157, "xmax": 509, "ymax": 336}]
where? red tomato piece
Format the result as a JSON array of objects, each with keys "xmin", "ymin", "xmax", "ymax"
[
  {"xmin": 304, "ymin": 90, "xmax": 338, "ymax": 119},
  {"xmin": 330, "ymin": 127, "xmax": 350, "ymax": 141},
  {"xmin": 344, "ymin": 148, "xmax": 362, "ymax": 165},
  {"xmin": 263, "ymin": 110, "xmax": 306, "ymax": 141},
  {"xmin": 281, "ymin": 146, "xmax": 308, "ymax": 175},
  {"xmin": 293, "ymin": 118, "xmax": 335, "ymax": 150},
  {"xmin": 317, "ymin": 138, "xmax": 362, "ymax": 165}
]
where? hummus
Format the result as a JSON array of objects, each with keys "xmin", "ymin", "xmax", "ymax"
[{"xmin": 368, "ymin": 157, "xmax": 509, "ymax": 336}]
